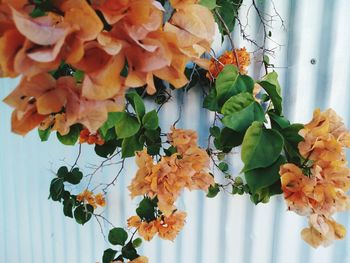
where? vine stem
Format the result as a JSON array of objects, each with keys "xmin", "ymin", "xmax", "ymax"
[{"xmin": 214, "ymin": 8, "xmax": 241, "ymax": 73}]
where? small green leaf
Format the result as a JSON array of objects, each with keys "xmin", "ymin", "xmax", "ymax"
[
  {"xmin": 214, "ymin": 127, "xmax": 244, "ymax": 153},
  {"xmin": 126, "ymin": 92, "xmax": 146, "ymax": 121},
  {"xmin": 207, "ymin": 183, "xmax": 220, "ymax": 198},
  {"xmin": 64, "ymin": 168, "xmax": 83, "ymax": 185},
  {"xmin": 57, "ymin": 124, "xmax": 81, "ymax": 146},
  {"xmin": 122, "ymin": 242, "xmax": 138, "ymax": 260},
  {"xmin": 209, "ymin": 126, "xmax": 221, "ymax": 138},
  {"xmin": 30, "ymin": 7, "xmax": 46, "ymax": 17},
  {"xmin": 102, "ymin": 249, "xmax": 117, "ymax": 263},
  {"xmin": 132, "ymin": 238, "xmax": 142, "ymax": 248},
  {"xmin": 57, "ymin": 166, "xmax": 68, "ymax": 178},
  {"xmin": 63, "ymin": 198, "xmax": 74, "ymax": 218},
  {"xmin": 108, "ymin": 228, "xmax": 128, "ymax": 246},
  {"xmin": 74, "ymin": 204, "xmax": 93, "ymax": 225},
  {"xmin": 115, "ymin": 112, "xmax": 141, "ymax": 139},
  {"xmin": 49, "ymin": 178, "xmax": 64, "ymax": 201},
  {"xmin": 73, "ymin": 70, "xmax": 85, "ymax": 82},
  {"xmin": 142, "ymin": 110, "xmax": 159, "ymax": 130},
  {"xmin": 164, "ymin": 146, "xmax": 177, "ymax": 156},
  {"xmin": 258, "ymin": 72, "xmax": 282, "ymax": 115},
  {"xmin": 94, "ymin": 140, "xmax": 119, "ymax": 158},
  {"xmin": 136, "ymin": 197, "xmax": 157, "ymax": 221},
  {"xmin": 269, "ymin": 111, "xmax": 290, "ymax": 129},
  {"xmin": 241, "ymin": 122, "xmax": 284, "ymax": 172},
  {"xmin": 38, "ymin": 128, "xmax": 51, "ymax": 141},
  {"xmin": 218, "ymin": 162, "xmax": 229, "ymax": 172}
]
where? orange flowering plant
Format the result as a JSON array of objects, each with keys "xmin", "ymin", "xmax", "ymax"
[{"xmin": 0, "ymin": 0, "xmax": 349, "ymax": 262}]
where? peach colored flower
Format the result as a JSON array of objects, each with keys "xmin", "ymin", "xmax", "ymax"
[
  {"xmin": 129, "ymin": 256, "xmax": 149, "ymax": 263},
  {"xmin": 138, "ymin": 220, "xmax": 158, "ymax": 241},
  {"xmin": 207, "ymin": 48, "xmax": 251, "ymax": 80},
  {"xmin": 280, "ymin": 163, "xmax": 315, "ymax": 215},
  {"xmin": 128, "ymin": 150, "xmax": 157, "ymax": 198},
  {"xmin": 157, "ymin": 211, "xmax": 187, "ymax": 241},
  {"xmin": 167, "ymin": 127, "xmax": 197, "ymax": 154},
  {"xmin": 301, "ymin": 214, "xmax": 346, "ymax": 248},
  {"xmin": 95, "ymin": 193, "xmax": 106, "ymax": 207},
  {"xmin": 127, "ymin": 215, "xmax": 142, "ymax": 228}
]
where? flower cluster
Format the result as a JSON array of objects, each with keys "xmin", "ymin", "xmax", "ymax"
[
  {"xmin": 280, "ymin": 109, "xmax": 350, "ymax": 247},
  {"xmin": 79, "ymin": 128, "xmax": 104, "ymax": 145},
  {"xmin": 1, "ymin": 0, "xmax": 215, "ymax": 136},
  {"xmin": 128, "ymin": 127, "xmax": 214, "ymax": 240},
  {"xmin": 128, "ymin": 210, "xmax": 186, "ymax": 241},
  {"xmin": 206, "ymin": 47, "xmax": 250, "ymax": 80},
  {"xmin": 76, "ymin": 189, "xmax": 106, "ymax": 209}
]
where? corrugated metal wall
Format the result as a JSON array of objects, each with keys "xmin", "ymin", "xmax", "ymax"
[{"xmin": 1, "ymin": 0, "xmax": 350, "ymax": 262}]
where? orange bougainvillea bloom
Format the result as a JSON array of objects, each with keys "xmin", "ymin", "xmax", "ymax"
[
  {"xmin": 3, "ymin": 73, "xmax": 124, "ymax": 135},
  {"xmin": 156, "ymin": 211, "xmax": 187, "ymax": 241},
  {"xmin": 127, "ymin": 211, "xmax": 186, "ymax": 242},
  {"xmin": 301, "ymin": 214, "xmax": 346, "ymax": 248},
  {"xmin": 280, "ymin": 108, "xmax": 350, "ymax": 247},
  {"xmin": 77, "ymin": 190, "xmax": 106, "ymax": 209},
  {"xmin": 207, "ymin": 48, "xmax": 251, "ymax": 80},
  {"xmin": 79, "ymin": 128, "xmax": 105, "ymax": 145},
  {"xmin": 129, "ymin": 128, "xmax": 214, "ymax": 216}
]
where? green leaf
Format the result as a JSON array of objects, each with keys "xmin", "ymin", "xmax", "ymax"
[
  {"xmin": 94, "ymin": 140, "xmax": 119, "ymax": 158},
  {"xmin": 73, "ymin": 70, "xmax": 85, "ymax": 82},
  {"xmin": 49, "ymin": 178, "xmax": 64, "ymax": 201},
  {"xmin": 213, "ymin": 127, "xmax": 244, "ymax": 153},
  {"xmin": 282, "ymin": 124, "xmax": 304, "ymax": 144},
  {"xmin": 102, "ymin": 249, "xmax": 117, "ymax": 263},
  {"xmin": 136, "ymin": 197, "xmax": 157, "ymax": 221},
  {"xmin": 121, "ymin": 134, "xmax": 144, "ymax": 158},
  {"xmin": 63, "ymin": 198, "xmax": 74, "ymax": 218},
  {"xmin": 115, "ymin": 112, "xmax": 141, "ymax": 139},
  {"xmin": 57, "ymin": 124, "xmax": 81, "ymax": 146},
  {"xmin": 164, "ymin": 146, "xmax": 177, "ymax": 156},
  {"xmin": 218, "ymin": 162, "xmax": 229, "ymax": 172},
  {"xmin": 74, "ymin": 204, "xmax": 93, "ymax": 225},
  {"xmin": 144, "ymin": 128, "xmax": 161, "ymax": 156},
  {"xmin": 132, "ymin": 238, "xmax": 143, "ymax": 248},
  {"xmin": 222, "ymin": 102, "xmax": 265, "ymax": 132},
  {"xmin": 215, "ymin": 0, "xmax": 242, "ymax": 34},
  {"xmin": 64, "ymin": 168, "xmax": 83, "ymax": 185},
  {"xmin": 244, "ymin": 155, "xmax": 286, "ymax": 193},
  {"xmin": 108, "ymin": 228, "xmax": 128, "ymax": 246},
  {"xmin": 100, "ymin": 112, "xmax": 123, "ymax": 137},
  {"xmin": 258, "ymin": 72, "xmax": 282, "ymax": 115},
  {"xmin": 209, "ymin": 126, "xmax": 221, "ymax": 138},
  {"xmin": 207, "ymin": 183, "xmax": 220, "ymax": 198},
  {"xmin": 241, "ymin": 122, "xmax": 284, "ymax": 172},
  {"xmin": 216, "ymin": 65, "xmax": 254, "ymax": 105},
  {"xmin": 57, "ymin": 166, "xmax": 68, "ymax": 178},
  {"xmin": 268, "ymin": 111, "xmax": 290, "ymax": 129},
  {"xmin": 122, "ymin": 242, "xmax": 138, "ymax": 260},
  {"xmin": 126, "ymin": 92, "xmax": 146, "ymax": 121},
  {"xmin": 216, "ymin": 65, "xmax": 239, "ymax": 103},
  {"xmin": 30, "ymin": 7, "xmax": 46, "ymax": 17},
  {"xmin": 203, "ymin": 88, "xmax": 220, "ymax": 111},
  {"xmin": 200, "ymin": 0, "xmax": 217, "ymax": 9},
  {"xmin": 38, "ymin": 128, "xmax": 51, "ymax": 141},
  {"xmin": 221, "ymin": 92, "xmax": 255, "ymax": 115},
  {"xmin": 142, "ymin": 110, "xmax": 159, "ymax": 130}
]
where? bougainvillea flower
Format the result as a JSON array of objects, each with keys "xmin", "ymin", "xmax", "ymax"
[
  {"xmin": 0, "ymin": 28, "xmax": 24, "ymax": 77},
  {"xmin": 129, "ymin": 150, "xmax": 157, "ymax": 198},
  {"xmin": 167, "ymin": 127, "xmax": 198, "ymax": 154},
  {"xmin": 207, "ymin": 48, "xmax": 251, "ymax": 80},
  {"xmin": 138, "ymin": 220, "xmax": 159, "ymax": 241},
  {"xmin": 280, "ymin": 163, "xmax": 315, "ymax": 215},
  {"xmin": 170, "ymin": 0, "xmax": 199, "ymax": 9},
  {"xmin": 157, "ymin": 211, "xmax": 186, "ymax": 241},
  {"xmin": 301, "ymin": 214, "xmax": 346, "ymax": 248}
]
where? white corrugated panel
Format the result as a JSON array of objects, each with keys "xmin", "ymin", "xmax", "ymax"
[{"xmin": 1, "ymin": 0, "xmax": 350, "ymax": 262}]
